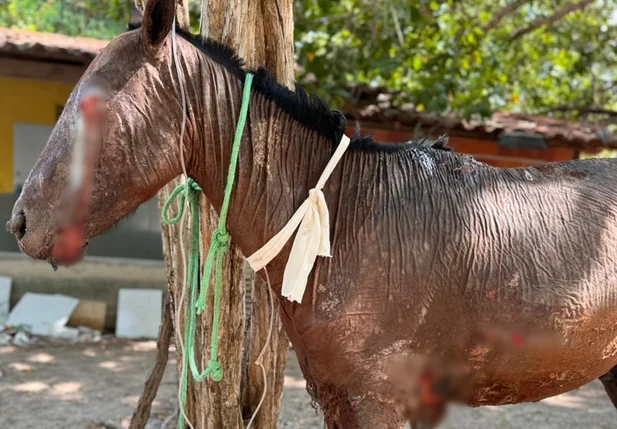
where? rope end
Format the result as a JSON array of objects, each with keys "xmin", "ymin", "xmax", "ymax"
[
  {"xmin": 195, "ymin": 286, "xmax": 208, "ymax": 314},
  {"xmin": 195, "ymin": 301, "xmax": 206, "ymax": 314}
]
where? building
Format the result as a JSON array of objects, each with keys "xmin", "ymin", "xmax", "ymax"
[
  {"xmin": 0, "ymin": 29, "xmax": 166, "ymax": 329},
  {"xmin": 0, "ymin": 28, "xmax": 161, "ymax": 259},
  {"xmin": 0, "ymin": 28, "xmax": 108, "ymax": 193},
  {"xmin": 342, "ymin": 85, "xmax": 616, "ymax": 168}
]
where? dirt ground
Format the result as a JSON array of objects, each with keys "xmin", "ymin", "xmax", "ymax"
[{"xmin": 0, "ymin": 339, "xmax": 614, "ymax": 429}]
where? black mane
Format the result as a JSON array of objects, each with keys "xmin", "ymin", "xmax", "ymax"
[{"xmin": 129, "ymin": 24, "xmax": 451, "ymax": 153}]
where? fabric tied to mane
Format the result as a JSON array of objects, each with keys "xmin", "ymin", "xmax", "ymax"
[{"xmin": 247, "ymin": 134, "xmax": 351, "ymax": 303}]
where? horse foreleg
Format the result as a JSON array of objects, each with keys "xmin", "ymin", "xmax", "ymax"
[
  {"xmin": 323, "ymin": 396, "xmax": 403, "ymax": 429},
  {"xmin": 353, "ymin": 398, "xmax": 403, "ymax": 429}
]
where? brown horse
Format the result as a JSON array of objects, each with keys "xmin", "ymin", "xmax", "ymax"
[{"xmin": 7, "ymin": 0, "xmax": 617, "ymax": 427}]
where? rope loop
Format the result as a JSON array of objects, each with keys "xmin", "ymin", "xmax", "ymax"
[
  {"xmin": 162, "ymin": 179, "xmax": 202, "ymax": 225},
  {"xmin": 162, "ymin": 184, "xmax": 187, "ymax": 225}
]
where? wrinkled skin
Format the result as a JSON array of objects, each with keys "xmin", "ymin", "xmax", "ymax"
[{"xmin": 7, "ymin": 1, "xmax": 617, "ymax": 427}]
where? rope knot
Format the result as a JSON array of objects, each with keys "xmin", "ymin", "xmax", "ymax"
[
  {"xmin": 308, "ymin": 188, "xmax": 320, "ymax": 203},
  {"xmin": 207, "ymin": 359, "xmax": 224, "ymax": 382},
  {"xmin": 212, "ymin": 230, "xmax": 230, "ymax": 247},
  {"xmin": 162, "ymin": 179, "xmax": 203, "ymax": 225}
]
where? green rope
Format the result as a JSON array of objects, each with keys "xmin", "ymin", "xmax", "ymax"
[{"xmin": 162, "ymin": 73, "xmax": 253, "ymax": 429}]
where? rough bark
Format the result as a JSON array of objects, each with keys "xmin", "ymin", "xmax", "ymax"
[
  {"xmin": 241, "ymin": 268, "xmax": 288, "ymax": 427},
  {"xmin": 155, "ymin": 1, "xmax": 294, "ymax": 428},
  {"xmin": 198, "ymin": 2, "xmax": 293, "ymax": 427},
  {"xmin": 203, "ymin": 0, "xmax": 295, "ymax": 88}
]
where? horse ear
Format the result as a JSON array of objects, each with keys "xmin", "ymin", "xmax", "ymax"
[
  {"xmin": 140, "ymin": 0, "xmax": 175, "ymax": 48},
  {"xmin": 128, "ymin": 6, "xmax": 143, "ymax": 29}
]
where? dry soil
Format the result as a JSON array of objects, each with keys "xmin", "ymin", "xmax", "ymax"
[{"xmin": 0, "ymin": 339, "xmax": 614, "ymax": 429}]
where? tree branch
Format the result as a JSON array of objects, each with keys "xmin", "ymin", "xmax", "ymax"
[
  {"xmin": 482, "ymin": 0, "xmax": 533, "ymax": 31},
  {"xmin": 510, "ymin": 0, "xmax": 596, "ymax": 41}
]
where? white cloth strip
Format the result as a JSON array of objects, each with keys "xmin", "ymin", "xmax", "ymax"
[{"xmin": 247, "ymin": 134, "xmax": 351, "ymax": 303}]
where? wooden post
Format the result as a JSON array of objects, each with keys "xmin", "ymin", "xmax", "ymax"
[
  {"xmin": 197, "ymin": 2, "xmax": 293, "ymax": 426},
  {"xmin": 156, "ymin": 0, "xmax": 293, "ymax": 427}
]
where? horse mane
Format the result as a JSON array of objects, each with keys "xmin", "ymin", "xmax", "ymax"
[{"xmin": 128, "ymin": 24, "xmax": 452, "ymax": 154}]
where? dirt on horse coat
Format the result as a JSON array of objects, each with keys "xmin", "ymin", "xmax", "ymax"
[{"xmin": 7, "ymin": 0, "xmax": 617, "ymax": 427}]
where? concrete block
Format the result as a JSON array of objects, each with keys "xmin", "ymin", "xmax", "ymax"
[
  {"xmin": 6, "ymin": 293, "xmax": 79, "ymax": 336},
  {"xmin": 0, "ymin": 252, "xmax": 167, "ymax": 331},
  {"xmin": 116, "ymin": 289, "xmax": 162, "ymax": 339},
  {"xmin": 68, "ymin": 300, "xmax": 107, "ymax": 331}
]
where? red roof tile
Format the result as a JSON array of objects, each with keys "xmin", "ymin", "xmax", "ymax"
[
  {"xmin": 0, "ymin": 27, "xmax": 108, "ymax": 64},
  {"xmin": 343, "ymin": 89, "xmax": 616, "ymax": 149}
]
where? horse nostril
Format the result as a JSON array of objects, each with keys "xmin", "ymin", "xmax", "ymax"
[{"xmin": 11, "ymin": 211, "xmax": 27, "ymax": 241}]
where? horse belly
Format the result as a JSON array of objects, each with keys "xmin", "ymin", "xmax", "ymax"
[{"xmin": 465, "ymin": 314, "xmax": 617, "ymax": 406}]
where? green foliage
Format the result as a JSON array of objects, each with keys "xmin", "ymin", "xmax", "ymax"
[
  {"xmin": 294, "ymin": 0, "xmax": 617, "ymax": 118},
  {"xmin": 2, "ymin": 0, "xmax": 616, "ymax": 120},
  {"xmin": 0, "ymin": 0, "xmax": 132, "ymax": 39}
]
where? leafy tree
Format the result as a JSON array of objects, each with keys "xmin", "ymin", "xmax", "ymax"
[
  {"xmin": 294, "ymin": 0, "xmax": 617, "ymax": 121},
  {"xmin": 0, "ymin": 0, "xmax": 132, "ymax": 39},
  {"xmin": 0, "ymin": 0, "xmax": 208, "ymax": 37}
]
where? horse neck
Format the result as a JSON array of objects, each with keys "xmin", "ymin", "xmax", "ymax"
[{"xmin": 185, "ymin": 56, "xmax": 337, "ymax": 285}]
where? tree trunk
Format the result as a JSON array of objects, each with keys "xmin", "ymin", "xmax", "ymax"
[{"xmin": 156, "ymin": 1, "xmax": 294, "ymax": 428}]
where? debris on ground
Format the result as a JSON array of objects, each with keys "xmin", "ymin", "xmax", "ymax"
[
  {"xmin": 0, "ymin": 291, "xmax": 107, "ymax": 346},
  {"xmin": 0, "ymin": 323, "xmax": 104, "ymax": 346}
]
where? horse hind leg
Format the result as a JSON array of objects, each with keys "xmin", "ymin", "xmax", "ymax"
[{"xmin": 600, "ymin": 365, "xmax": 617, "ymax": 409}]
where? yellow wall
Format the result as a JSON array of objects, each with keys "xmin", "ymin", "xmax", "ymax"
[{"xmin": 0, "ymin": 76, "xmax": 75, "ymax": 193}]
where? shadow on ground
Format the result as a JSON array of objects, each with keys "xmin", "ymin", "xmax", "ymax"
[{"xmin": 0, "ymin": 340, "xmax": 614, "ymax": 428}]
